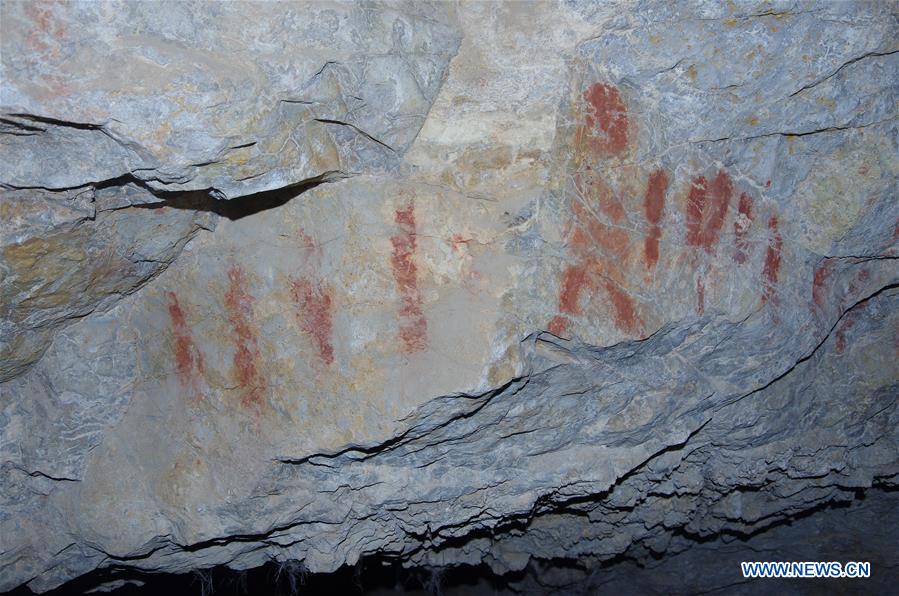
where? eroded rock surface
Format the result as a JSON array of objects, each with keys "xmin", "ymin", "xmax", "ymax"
[
  {"xmin": 1, "ymin": 1, "xmax": 897, "ymax": 593},
  {"xmin": 0, "ymin": 0, "xmax": 462, "ymax": 380}
]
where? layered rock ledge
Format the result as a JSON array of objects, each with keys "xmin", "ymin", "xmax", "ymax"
[{"xmin": 1, "ymin": 1, "xmax": 896, "ymax": 593}]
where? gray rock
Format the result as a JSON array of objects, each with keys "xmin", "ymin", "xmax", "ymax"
[
  {"xmin": 0, "ymin": 0, "xmax": 461, "ymax": 380},
  {"xmin": 0, "ymin": 1, "xmax": 896, "ymax": 593},
  {"xmin": 1, "ymin": 0, "xmax": 461, "ymax": 197},
  {"xmin": 0, "ymin": 185, "xmax": 213, "ymax": 381}
]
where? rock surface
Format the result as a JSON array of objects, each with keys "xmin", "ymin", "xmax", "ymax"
[{"xmin": 1, "ymin": 1, "xmax": 897, "ymax": 593}]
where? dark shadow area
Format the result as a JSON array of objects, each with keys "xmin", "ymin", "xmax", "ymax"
[
  {"xmin": 107, "ymin": 174, "xmax": 337, "ymax": 221},
  {"xmin": 7, "ymin": 486, "xmax": 898, "ymax": 595},
  {"xmin": 5, "ymin": 558, "xmax": 524, "ymax": 596},
  {"xmin": 2, "ymin": 112, "xmax": 106, "ymax": 131}
]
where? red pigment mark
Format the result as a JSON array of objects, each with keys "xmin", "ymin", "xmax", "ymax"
[
  {"xmin": 812, "ymin": 260, "xmax": 832, "ymax": 310},
  {"xmin": 643, "ymin": 169, "xmax": 669, "ymax": 269},
  {"xmin": 548, "ymin": 314, "xmax": 570, "ymax": 337},
  {"xmin": 167, "ymin": 292, "xmax": 204, "ymax": 394},
  {"xmin": 577, "ymin": 82, "xmax": 629, "ymax": 157},
  {"xmin": 45, "ymin": 76, "xmax": 70, "ymax": 98},
  {"xmin": 574, "ymin": 172, "xmax": 627, "ymax": 224},
  {"xmin": 552, "ymin": 257, "xmax": 641, "ymax": 336},
  {"xmin": 696, "ymin": 277, "xmax": 705, "ymax": 315},
  {"xmin": 25, "ymin": 2, "xmax": 66, "ymax": 58},
  {"xmin": 390, "ymin": 203, "xmax": 428, "ymax": 353},
  {"xmin": 685, "ymin": 177, "xmax": 707, "ymax": 247},
  {"xmin": 557, "ymin": 260, "xmax": 593, "ymax": 316},
  {"xmin": 449, "ymin": 233, "xmax": 471, "ymax": 253},
  {"xmin": 599, "ymin": 183, "xmax": 627, "ymax": 223},
  {"xmin": 551, "ymin": 169, "xmax": 642, "ymax": 336},
  {"xmin": 733, "ymin": 193, "xmax": 754, "ymax": 264},
  {"xmin": 888, "ymin": 222, "xmax": 899, "ymax": 257},
  {"xmin": 548, "ymin": 84, "xmax": 644, "ymax": 335},
  {"xmin": 834, "ymin": 303, "xmax": 867, "ymax": 354},
  {"xmin": 835, "ymin": 321, "xmax": 852, "ymax": 353},
  {"xmin": 290, "ymin": 278, "xmax": 334, "ymax": 366},
  {"xmin": 686, "ymin": 169, "xmax": 733, "ymax": 252},
  {"xmin": 224, "ymin": 265, "xmax": 264, "ymax": 408},
  {"xmin": 25, "ymin": 5, "xmax": 51, "ymax": 52},
  {"xmin": 298, "ymin": 229, "xmax": 318, "ymax": 257},
  {"xmin": 571, "ymin": 174, "xmax": 631, "ymax": 258},
  {"xmin": 603, "ymin": 279, "xmax": 640, "ymax": 332},
  {"xmin": 844, "ymin": 268, "xmax": 871, "ymax": 308},
  {"xmin": 761, "ymin": 216, "xmax": 783, "ymax": 303}
]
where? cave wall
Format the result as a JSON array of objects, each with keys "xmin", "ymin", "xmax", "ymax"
[{"xmin": 1, "ymin": 1, "xmax": 897, "ymax": 593}]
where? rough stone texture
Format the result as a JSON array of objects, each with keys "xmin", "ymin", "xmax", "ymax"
[
  {"xmin": 0, "ymin": 0, "xmax": 462, "ymax": 381},
  {"xmin": 1, "ymin": 1, "xmax": 897, "ymax": 593},
  {"xmin": 499, "ymin": 488, "xmax": 899, "ymax": 595},
  {"xmin": 0, "ymin": 184, "xmax": 213, "ymax": 381},
  {"xmin": 1, "ymin": 0, "xmax": 461, "ymax": 195}
]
